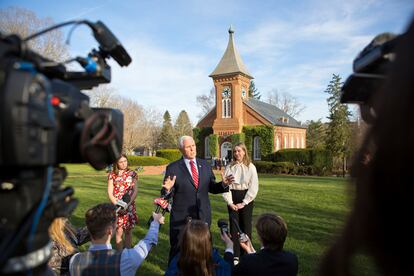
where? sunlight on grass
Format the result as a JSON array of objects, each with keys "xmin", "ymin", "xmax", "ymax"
[{"xmin": 63, "ymin": 164, "xmax": 375, "ymax": 275}]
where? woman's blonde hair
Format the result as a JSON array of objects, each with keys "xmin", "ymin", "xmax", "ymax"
[
  {"xmin": 49, "ymin": 218, "xmax": 76, "ymax": 254},
  {"xmin": 231, "ymin": 142, "xmax": 251, "ymax": 167}
]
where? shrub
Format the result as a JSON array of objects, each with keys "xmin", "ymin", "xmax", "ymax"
[
  {"xmin": 193, "ymin": 127, "xmax": 213, "ymax": 158},
  {"xmin": 156, "ymin": 149, "xmax": 181, "ymax": 161},
  {"xmin": 254, "ymin": 161, "xmax": 295, "ymax": 175},
  {"xmin": 243, "ymin": 126, "xmax": 274, "ymax": 158},
  {"xmin": 209, "ymin": 134, "xmax": 219, "ymax": 157},
  {"xmin": 265, "ymin": 148, "xmax": 333, "ymax": 175},
  {"xmin": 128, "ymin": 156, "xmax": 170, "ymax": 166}
]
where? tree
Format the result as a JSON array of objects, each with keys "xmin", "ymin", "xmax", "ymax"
[
  {"xmin": 306, "ymin": 119, "xmax": 326, "ymax": 149},
  {"xmin": 325, "ymin": 74, "xmax": 351, "ymax": 176},
  {"xmin": 248, "ymin": 80, "xmax": 261, "ymax": 99},
  {"xmin": 89, "ymin": 87, "xmax": 162, "ymax": 154},
  {"xmin": 196, "ymin": 87, "xmax": 215, "ymax": 118},
  {"xmin": 0, "ymin": 6, "xmax": 68, "ymax": 62},
  {"xmin": 88, "ymin": 85, "xmax": 117, "ymax": 108},
  {"xmin": 159, "ymin": 111, "xmax": 177, "ymax": 149},
  {"xmin": 174, "ymin": 110, "xmax": 193, "ymax": 139},
  {"xmin": 267, "ymin": 89, "xmax": 305, "ymax": 118}
]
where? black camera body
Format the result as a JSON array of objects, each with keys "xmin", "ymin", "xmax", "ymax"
[
  {"xmin": 0, "ymin": 20, "xmax": 131, "ymax": 274},
  {"xmin": 341, "ymin": 32, "xmax": 401, "ymax": 123}
]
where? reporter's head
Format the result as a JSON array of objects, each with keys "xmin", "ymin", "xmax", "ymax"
[
  {"xmin": 256, "ymin": 213, "xmax": 287, "ymax": 251},
  {"xmin": 178, "ymin": 219, "xmax": 213, "ymax": 276},
  {"xmin": 85, "ymin": 203, "xmax": 116, "ymax": 240}
]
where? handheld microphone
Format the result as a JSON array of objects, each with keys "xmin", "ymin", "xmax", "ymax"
[
  {"xmin": 147, "ymin": 192, "xmax": 172, "ymax": 226},
  {"xmin": 232, "ymin": 217, "xmax": 249, "ymax": 242},
  {"xmin": 115, "ymin": 194, "xmax": 131, "ymax": 214},
  {"xmin": 217, "ymin": 219, "xmax": 229, "ymax": 235}
]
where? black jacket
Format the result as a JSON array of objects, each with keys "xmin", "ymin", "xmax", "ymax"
[{"xmin": 233, "ymin": 248, "xmax": 298, "ymax": 276}]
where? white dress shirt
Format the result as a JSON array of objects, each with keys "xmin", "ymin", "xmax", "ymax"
[{"xmin": 222, "ymin": 162, "xmax": 259, "ymax": 205}]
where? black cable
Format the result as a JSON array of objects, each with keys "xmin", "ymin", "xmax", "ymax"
[{"xmin": 23, "ymin": 20, "xmax": 89, "ymax": 42}]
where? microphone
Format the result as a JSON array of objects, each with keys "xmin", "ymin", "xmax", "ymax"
[
  {"xmin": 147, "ymin": 192, "xmax": 172, "ymax": 226},
  {"xmin": 115, "ymin": 193, "xmax": 130, "ymax": 214},
  {"xmin": 217, "ymin": 219, "xmax": 229, "ymax": 235},
  {"xmin": 232, "ymin": 217, "xmax": 248, "ymax": 242}
]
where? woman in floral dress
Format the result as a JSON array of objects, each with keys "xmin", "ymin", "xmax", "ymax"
[{"xmin": 107, "ymin": 154, "xmax": 138, "ymax": 250}]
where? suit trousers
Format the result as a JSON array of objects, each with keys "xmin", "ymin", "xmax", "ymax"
[{"xmin": 227, "ymin": 189, "xmax": 254, "ymax": 258}]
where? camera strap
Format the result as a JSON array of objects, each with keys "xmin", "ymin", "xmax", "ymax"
[{"xmin": 1, "ymin": 241, "xmax": 52, "ymax": 274}]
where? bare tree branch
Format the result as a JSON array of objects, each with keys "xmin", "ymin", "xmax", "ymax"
[
  {"xmin": 196, "ymin": 87, "xmax": 215, "ymax": 118},
  {"xmin": 267, "ymin": 88, "xmax": 306, "ymax": 118},
  {"xmin": 0, "ymin": 6, "xmax": 68, "ymax": 62}
]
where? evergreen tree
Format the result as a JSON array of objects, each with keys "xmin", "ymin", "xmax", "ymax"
[
  {"xmin": 248, "ymin": 80, "xmax": 261, "ymax": 99},
  {"xmin": 159, "ymin": 111, "xmax": 177, "ymax": 149},
  {"xmin": 325, "ymin": 74, "xmax": 351, "ymax": 176},
  {"xmin": 174, "ymin": 110, "xmax": 193, "ymax": 139},
  {"xmin": 306, "ymin": 119, "xmax": 326, "ymax": 149}
]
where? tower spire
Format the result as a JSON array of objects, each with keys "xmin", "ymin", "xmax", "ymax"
[{"xmin": 209, "ymin": 26, "xmax": 253, "ymax": 79}]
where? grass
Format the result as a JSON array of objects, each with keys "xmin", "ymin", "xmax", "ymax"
[{"xmin": 63, "ymin": 164, "xmax": 375, "ymax": 275}]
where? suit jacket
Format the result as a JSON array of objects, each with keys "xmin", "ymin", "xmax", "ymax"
[
  {"xmin": 165, "ymin": 158, "xmax": 228, "ymax": 251},
  {"xmin": 166, "ymin": 157, "xmax": 228, "ymax": 227},
  {"xmin": 233, "ymin": 248, "xmax": 298, "ymax": 276}
]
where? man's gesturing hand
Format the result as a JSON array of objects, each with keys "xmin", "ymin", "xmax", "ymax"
[{"xmin": 162, "ymin": 175, "xmax": 176, "ymax": 193}]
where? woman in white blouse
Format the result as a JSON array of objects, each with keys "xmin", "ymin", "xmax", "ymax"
[{"xmin": 222, "ymin": 142, "xmax": 259, "ymax": 264}]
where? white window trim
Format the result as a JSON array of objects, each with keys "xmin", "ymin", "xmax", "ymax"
[
  {"xmin": 253, "ymin": 136, "xmax": 261, "ymax": 160},
  {"xmin": 222, "ymin": 98, "xmax": 231, "ymax": 118}
]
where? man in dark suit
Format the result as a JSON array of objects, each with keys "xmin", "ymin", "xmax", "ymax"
[
  {"xmin": 162, "ymin": 135, "xmax": 234, "ymax": 262},
  {"xmin": 233, "ymin": 213, "xmax": 298, "ymax": 276}
]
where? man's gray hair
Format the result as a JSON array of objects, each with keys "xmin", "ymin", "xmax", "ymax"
[{"xmin": 178, "ymin": 136, "xmax": 194, "ymax": 149}]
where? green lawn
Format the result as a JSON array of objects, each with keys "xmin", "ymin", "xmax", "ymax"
[{"xmin": 63, "ymin": 164, "xmax": 375, "ymax": 275}]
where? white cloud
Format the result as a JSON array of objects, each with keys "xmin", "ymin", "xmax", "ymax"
[{"xmin": 110, "ymin": 38, "xmax": 212, "ymax": 125}]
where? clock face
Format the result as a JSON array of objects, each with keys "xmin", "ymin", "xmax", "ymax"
[{"xmin": 222, "ymin": 87, "xmax": 231, "ymax": 98}]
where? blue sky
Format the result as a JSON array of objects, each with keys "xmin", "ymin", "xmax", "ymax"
[{"xmin": 2, "ymin": 0, "xmax": 414, "ymax": 125}]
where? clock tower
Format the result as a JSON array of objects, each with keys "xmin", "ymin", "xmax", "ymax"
[{"xmin": 209, "ymin": 26, "xmax": 253, "ymax": 136}]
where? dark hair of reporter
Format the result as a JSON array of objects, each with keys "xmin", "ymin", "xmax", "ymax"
[
  {"xmin": 112, "ymin": 153, "xmax": 129, "ymax": 174},
  {"xmin": 319, "ymin": 17, "xmax": 414, "ymax": 276},
  {"xmin": 85, "ymin": 203, "xmax": 116, "ymax": 240},
  {"xmin": 256, "ymin": 213, "xmax": 287, "ymax": 251},
  {"xmin": 178, "ymin": 220, "xmax": 215, "ymax": 276}
]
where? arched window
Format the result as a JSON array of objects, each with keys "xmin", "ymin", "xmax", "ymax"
[
  {"xmin": 222, "ymin": 98, "xmax": 231, "ymax": 118},
  {"xmin": 253, "ymin": 136, "xmax": 261, "ymax": 160},
  {"xmin": 290, "ymin": 137, "xmax": 294, "ymax": 148},
  {"xmin": 276, "ymin": 136, "xmax": 280, "ymax": 151},
  {"xmin": 296, "ymin": 136, "xmax": 299, "ymax": 148},
  {"xmin": 302, "ymin": 136, "xmax": 305, "ymax": 148},
  {"xmin": 205, "ymin": 136, "xmax": 210, "ymax": 158},
  {"xmin": 284, "ymin": 135, "xmax": 287, "ymax": 149}
]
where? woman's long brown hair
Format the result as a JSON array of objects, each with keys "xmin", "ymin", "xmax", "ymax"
[
  {"xmin": 178, "ymin": 220, "xmax": 214, "ymax": 276},
  {"xmin": 112, "ymin": 153, "xmax": 129, "ymax": 175}
]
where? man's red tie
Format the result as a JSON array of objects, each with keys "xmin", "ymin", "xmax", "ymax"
[{"xmin": 190, "ymin": 160, "xmax": 199, "ymax": 189}]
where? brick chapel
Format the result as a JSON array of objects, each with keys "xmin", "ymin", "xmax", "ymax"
[{"xmin": 197, "ymin": 27, "xmax": 306, "ymax": 161}]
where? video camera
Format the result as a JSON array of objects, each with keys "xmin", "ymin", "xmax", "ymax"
[
  {"xmin": 340, "ymin": 32, "xmax": 402, "ymax": 123},
  {"xmin": 0, "ymin": 20, "xmax": 131, "ymax": 274}
]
